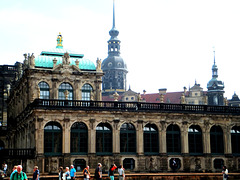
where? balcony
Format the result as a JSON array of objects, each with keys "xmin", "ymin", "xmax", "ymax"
[
  {"xmin": 0, "ymin": 148, "xmax": 35, "ymax": 159},
  {"xmin": 29, "ymin": 99, "xmax": 240, "ymax": 115}
]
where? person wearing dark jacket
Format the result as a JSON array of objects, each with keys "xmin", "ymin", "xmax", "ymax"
[
  {"xmin": 59, "ymin": 167, "xmax": 63, "ymax": 180},
  {"xmin": 109, "ymin": 164, "xmax": 117, "ymax": 180}
]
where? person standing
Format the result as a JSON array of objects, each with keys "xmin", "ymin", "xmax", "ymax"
[
  {"xmin": 65, "ymin": 167, "xmax": 70, "ymax": 180},
  {"xmin": 3, "ymin": 162, "xmax": 7, "ymax": 177},
  {"xmin": 10, "ymin": 165, "xmax": 27, "ymax": 180},
  {"xmin": 222, "ymin": 166, "xmax": 228, "ymax": 180},
  {"xmin": 94, "ymin": 163, "xmax": 102, "ymax": 180},
  {"xmin": 83, "ymin": 166, "xmax": 90, "ymax": 180},
  {"xmin": 109, "ymin": 164, "xmax": 117, "ymax": 180},
  {"xmin": 59, "ymin": 167, "xmax": 64, "ymax": 180},
  {"xmin": 118, "ymin": 165, "xmax": 125, "ymax": 180},
  {"xmin": 70, "ymin": 165, "xmax": 76, "ymax": 180},
  {"xmin": 10, "ymin": 166, "xmax": 18, "ymax": 179},
  {"xmin": 32, "ymin": 166, "xmax": 39, "ymax": 180}
]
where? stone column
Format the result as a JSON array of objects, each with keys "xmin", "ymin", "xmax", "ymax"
[
  {"xmin": 202, "ymin": 122, "xmax": 211, "ymax": 154},
  {"xmin": 223, "ymin": 125, "xmax": 232, "ymax": 155},
  {"xmin": 160, "ymin": 121, "xmax": 167, "ymax": 154},
  {"xmin": 63, "ymin": 118, "xmax": 70, "ymax": 154},
  {"xmin": 89, "ymin": 119, "xmax": 96, "ymax": 154},
  {"xmin": 181, "ymin": 121, "xmax": 189, "ymax": 154},
  {"xmin": 113, "ymin": 119, "xmax": 120, "ymax": 154},
  {"xmin": 36, "ymin": 118, "xmax": 44, "ymax": 154},
  {"xmin": 137, "ymin": 120, "xmax": 144, "ymax": 155}
]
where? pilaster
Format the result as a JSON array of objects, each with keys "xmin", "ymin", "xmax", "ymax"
[
  {"xmin": 137, "ymin": 120, "xmax": 144, "ymax": 155},
  {"xmin": 160, "ymin": 121, "xmax": 167, "ymax": 154},
  {"xmin": 89, "ymin": 119, "xmax": 96, "ymax": 154}
]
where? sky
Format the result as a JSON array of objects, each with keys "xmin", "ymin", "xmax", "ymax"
[{"xmin": 0, "ymin": 0, "xmax": 240, "ymax": 99}]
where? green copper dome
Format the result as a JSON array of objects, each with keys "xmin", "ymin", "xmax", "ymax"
[{"xmin": 34, "ymin": 33, "xmax": 96, "ymax": 70}]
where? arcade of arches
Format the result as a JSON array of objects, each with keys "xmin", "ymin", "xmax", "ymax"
[{"xmin": 8, "ymin": 108, "xmax": 240, "ymax": 173}]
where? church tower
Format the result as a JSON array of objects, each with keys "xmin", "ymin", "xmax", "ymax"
[
  {"xmin": 101, "ymin": 0, "xmax": 128, "ymax": 96},
  {"xmin": 207, "ymin": 50, "xmax": 225, "ymax": 105}
]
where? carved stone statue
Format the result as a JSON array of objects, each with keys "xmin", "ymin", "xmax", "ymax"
[
  {"xmin": 53, "ymin": 58, "xmax": 58, "ymax": 68},
  {"xmin": 181, "ymin": 93, "xmax": 186, "ymax": 104},
  {"xmin": 224, "ymin": 97, "xmax": 228, "ymax": 106},
  {"xmin": 137, "ymin": 93, "xmax": 142, "ymax": 102},
  {"xmin": 96, "ymin": 58, "xmax": 102, "ymax": 72},
  {"xmin": 113, "ymin": 91, "xmax": 119, "ymax": 101},
  {"xmin": 62, "ymin": 52, "xmax": 70, "ymax": 65},
  {"xmin": 90, "ymin": 91, "xmax": 94, "ymax": 101},
  {"xmin": 64, "ymin": 90, "xmax": 69, "ymax": 100},
  {"xmin": 29, "ymin": 53, "xmax": 35, "ymax": 68}
]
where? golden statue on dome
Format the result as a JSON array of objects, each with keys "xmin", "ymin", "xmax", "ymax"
[{"xmin": 57, "ymin": 32, "xmax": 63, "ymax": 48}]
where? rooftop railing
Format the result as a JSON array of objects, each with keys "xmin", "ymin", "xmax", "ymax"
[{"xmin": 30, "ymin": 99, "xmax": 240, "ymax": 115}]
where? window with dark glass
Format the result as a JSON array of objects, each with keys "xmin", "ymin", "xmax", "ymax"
[
  {"xmin": 71, "ymin": 122, "xmax": 88, "ymax": 154},
  {"xmin": 144, "ymin": 124, "xmax": 159, "ymax": 154},
  {"xmin": 96, "ymin": 123, "xmax": 112, "ymax": 154},
  {"xmin": 214, "ymin": 159, "xmax": 224, "ymax": 169},
  {"xmin": 44, "ymin": 122, "xmax": 62, "ymax": 155},
  {"xmin": 188, "ymin": 125, "xmax": 203, "ymax": 154},
  {"xmin": 123, "ymin": 158, "xmax": 135, "ymax": 170},
  {"xmin": 166, "ymin": 124, "xmax": 181, "ymax": 154},
  {"xmin": 38, "ymin": 81, "xmax": 50, "ymax": 99},
  {"xmin": 58, "ymin": 83, "xmax": 73, "ymax": 100},
  {"xmin": 0, "ymin": 140, "xmax": 4, "ymax": 150},
  {"xmin": 210, "ymin": 126, "xmax": 224, "ymax": 154},
  {"xmin": 231, "ymin": 126, "xmax": 240, "ymax": 155},
  {"xmin": 120, "ymin": 123, "xmax": 136, "ymax": 154},
  {"xmin": 81, "ymin": 84, "xmax": 93, "ymax": 101},
  {"xmin": 74, "ymin": 159, "xmax": 86, "ymax": 172}
]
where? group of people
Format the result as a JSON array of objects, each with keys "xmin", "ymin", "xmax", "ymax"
[
  {"xmin": 59, "ymin": 163, "xmax": 125, "ymax": 180},
  {"xmin": 59, "ymin": 165, "xmax": 76, "ymax": 180},
  {"xmin": 9, "ymin": 165, "xmax": 39, "ymax": 180},
  {"xmin": 94, "ymin": 163, "xmax": 125, "ymax": 180}
]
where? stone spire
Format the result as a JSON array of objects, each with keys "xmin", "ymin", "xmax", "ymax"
[
  {"xmin": 212, "ymin": 49, "xmax": 218, "ymax": 79},
  {"xmin": 101, "ymin": 0, "xmax": 128, "ymax": 96}
]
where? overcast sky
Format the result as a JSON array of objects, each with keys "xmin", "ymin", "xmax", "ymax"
[{"xmin": 0, "ymin": 0, "xmax": 240, "ymax": 99}]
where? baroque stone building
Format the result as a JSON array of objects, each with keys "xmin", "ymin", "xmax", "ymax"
[{"xmin": 2, "ymin": 34, "xmax": 240, "ymax": 173}]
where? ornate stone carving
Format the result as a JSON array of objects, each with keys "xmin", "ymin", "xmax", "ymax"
[
  {"xmin": 113, "ymin": 91, "xmax": 119, "ymax": 101},
  {"xmin": 64, "ymin": 90, "xmax": 69, "ymax": 100},
  {"xmin": 62, "ymin": 52, "xmax": 70, "ymax": 65},
  {"xmin": 181, "ymin": 93, "xmax": 186, "ymax": 104},
  {"xmin": 96, "ymin": 58, "xmax": 102, "ymax": 72}
]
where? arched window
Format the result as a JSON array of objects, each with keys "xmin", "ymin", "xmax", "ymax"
[
  {"xmin": 96, "ymin": 123, "xmax": 112, "ymax": 155},
  {"xmin": 71, "ymin": 122, "xmax": 88, "ymax": 154},
  {"xmin": 44, "ymin": 122, "xmax": 62, "ymax": 155},
  {"xmin": 188, "ymin": 125, "xmax": 203, "ymax": 154},
  {"xmin": 81, "ymin": 84, "xmax": 93, "ymax": 101},
  {"xmin": 38, "ymin": 81, "xmax": 50, "ymax": 99},
  {"xmin": 58, "ymin": 83, "xmax": 73, "ymax": 100},
  {"xmin": 210, "ymin": 126, "xmax": 224, "ymax": 154},
  {"xmin": 120, "ymin": 123, "xmax": 136, "ymax": 154},
  {"xmin": 166, "ymin": 124, "xmax": 181, "ymax": 154},
  {"xmin": 144, "ymin": 124, "xmax": 159, "ymax": 154},
  {"xmin": 231, "ymin": 126, "xmax": 240, "ymax": 155}
]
